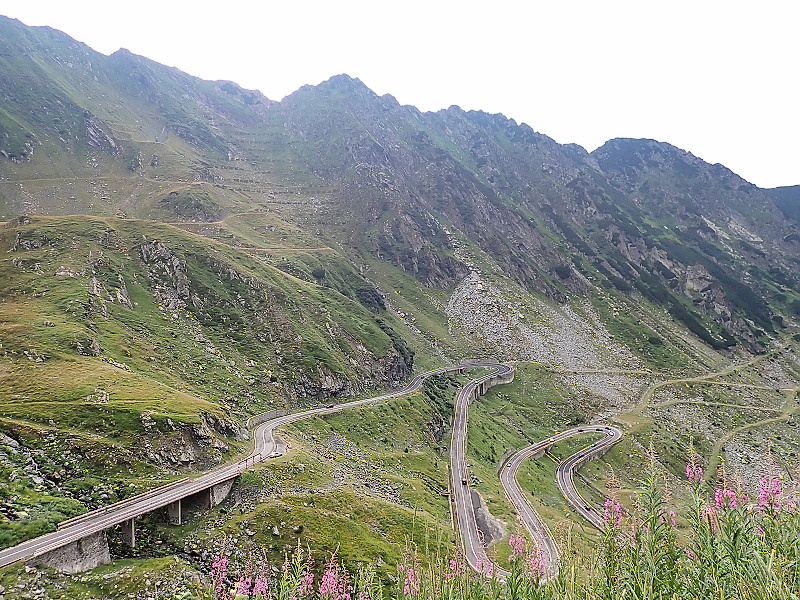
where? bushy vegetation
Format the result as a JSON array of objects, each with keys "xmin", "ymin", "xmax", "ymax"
[{"xmin": 195, "ymin": 465, "xmax": 798, "ymax": 600}]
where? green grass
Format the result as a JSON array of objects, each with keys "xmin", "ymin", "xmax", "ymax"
[
  {"xmin": 213, "ymin": 488, "xmax": 454, "ymax": 572},
  {"xmin": 0, "ymin": 213, "xmax": 436, "ymax": 552},
  {"xmin": 591, "ymin": 294, "xmax": 690, "ymax": 373},
  {"xmin": 0, "ymin": 214, "xmax": 409, "ymax": 413},
  {"xmin": 285, "ymin": 376, "xmax": 462, "ymax": 522}
]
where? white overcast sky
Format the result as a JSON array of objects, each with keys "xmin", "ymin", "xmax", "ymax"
[{"xmin": 2, "ymin": 1, "xmax": 798, "ymax": 187}]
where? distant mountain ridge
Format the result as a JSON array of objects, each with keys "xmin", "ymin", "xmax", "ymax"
[
  {"xmin": 1, "ymin": 13, "xmax": 798, "ymax": 358},
  {"xmin": 766, "ymin": 185, "xmax": 800, "ymax": 224}
]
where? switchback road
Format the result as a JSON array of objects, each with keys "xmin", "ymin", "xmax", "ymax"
[
  {"xmin": 554, "ymin": 426, "xmax": 623, "ymax": 530},
  {"xmin": 2, "ymin": 358, "xmax": 620, "ymax": 580},
  {"xmin": 500, "ymin": 425, "xmax": 622, "ymax": 579}
]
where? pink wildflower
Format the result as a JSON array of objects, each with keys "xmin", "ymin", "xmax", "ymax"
[
  {"xmin": 319, "ymin": 559, "xmax": 351, "ymax": 600},
  {"xmin": 297, "ymin": 567, "xmax": 314, "ymax": 597},
  {"xmin": 527, "ymin": 548, "xmax": 546, "ymax": 580},
  {"xmin": 686, "ymin": 549, "xmax": 697, "ymax": 561},
  {"xmin": 402, "ymin": 566, "xmax": 420, "ymax": 596},
  {"xmin": 758, "ymin": 476, "xmax": 782, "ymax": 513},
  {"xmin": 252, "ymin": 575, "xmax": 270, "ymax": 598},
  {"xmin": 210, "ymin": 555, "xmax": 229, "ymax": 599},
  {"xmin": 445, "ymin": 557, "xmax": 464, "ymax": 580},
  {"xmin": 714, "ymin": 487, "xmax": 745, "ymax": 510},
  {"xmin": 686, "ymin": 463, "xmax": 704, "ymax": 484},
  {"xmin": 602, "ymin": 498, "xmax": 623, "ymax": 529},
  {"xmin": 236, "ymin": 576, "xmax": 253, "ymax": 596},
  {"xmin": 477, "ymin": 558, "xmax": 494, "ymax": 578},
  {"xmin": 508, "ymin": 533, "xmax": 525, "ymax": 556}
]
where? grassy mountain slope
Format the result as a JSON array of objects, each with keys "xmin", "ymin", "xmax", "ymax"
[
  {"xmin": 767, "ymin": 184, "xmax": 800, "ymax": 224},
  {"xmin": 0, "ymin": 213, "xmax": 419, "ymax": 548}
]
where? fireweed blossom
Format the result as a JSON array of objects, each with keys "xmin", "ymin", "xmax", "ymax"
[
  {"xmin": 758, "ymin": 476, "xmax": 782, "ymax": 513},
  {"xmin": 658, "ymin": 508, "xmax": 678, "ymax": 527},
  {"xmin": 236, "ymin": 575, "xmax": 253, "ymax": 596},
  {"xmin": 714, "ymin": 487, "xmax": 745, "ymax": 510},
  {"xmin": 297, "ymin": 567, "xmax": 314, "ymax": 598},
  {"xmin": 483, "ymin": 560, "xmax": 494, "ymax": 578},
  {"xmin": 297, "ymin": 569, "xmax": 314, "ymax": 596},
  {"xmin": 210, "ymin": 555, "xmax": 229, "ymax": 598},
  {"xmin": 603, "ymin": 498, "xmax": 623, "ymax": 529},
  {"xmin": 398, "ymin": 562, "xmax": 420, "ymax": 596},
  {"xmin": 686, "ymin": 463, "xmax": 704, "ymax": 484},
  {"xmin": 508, "ymin": 533, "xmax": 526, "ymax": 557},
  {"xmin": 252, "ymin": 575, "xmax": 269, "ymax": 598},
  {"xmin": 319, "ymin": 559, "xmax": 352, "ymax": 600},
  {"xmin": 475, "ymin": 557, "xmax": 495, "ymax": 578},
  {"xmin": 528, "ymin": 547, "xmax": 546, "ymax": 580},
  {"xmin": 445, "ymin": 556, "xmax": 464, "ymax": 580}
]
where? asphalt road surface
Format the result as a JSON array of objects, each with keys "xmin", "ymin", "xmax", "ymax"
[
  {"xmin": 1, "ymin": 359, "xmax": 621, "ymax": 579},
  {"xmin": 555, "ymin": 426, "xmax": 623, "ymax": 530},
  {"xmin": 500, "ymin": 425, "xmax": 623, "ymax": 579},
  {"xmin": 447, "ymin": 361, "xmax": 514, "ymax": 576}
]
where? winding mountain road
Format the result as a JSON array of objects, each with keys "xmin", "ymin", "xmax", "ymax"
[
  {"xmin": 497, "ymin": 425, "xmax": 622, "ymax": 578},
  {"xmin": 1, "ymin": 358, "xmax": 622, "ymax": 579},
  {"xmin": 553, "ymin": 426, "xmax": 623, "ymax": 529},
  {"xmin": 448, "ymin": 362, "xmax": 515, "ymax": 576},
  {"xmin": 0, "ymin": 363, "xmax": 473, "ymax": 569}
]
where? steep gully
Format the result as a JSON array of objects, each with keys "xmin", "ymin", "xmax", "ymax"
[{"xmin": 0, "ymin": 360, "xmax": 620, "ymax": 576}]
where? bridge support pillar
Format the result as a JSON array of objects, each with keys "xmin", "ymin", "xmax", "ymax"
[
  {"xmin": 120, "ymin": 518, "xmax": 136, "ymax": 547},
  {"xmin": 208, "ymin": 478, "xmax": 236, "ymax": 509},
  {"xmin": 29, "ymin": 531, "xmax": 111, "ymax": 574},
  {"xmin": 167, "ymin": 499, "xmax": 182, "ymax": 525},
  {"xmin": 186, "ymin": 477, "xmax": 237, "ymax": 514}
]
